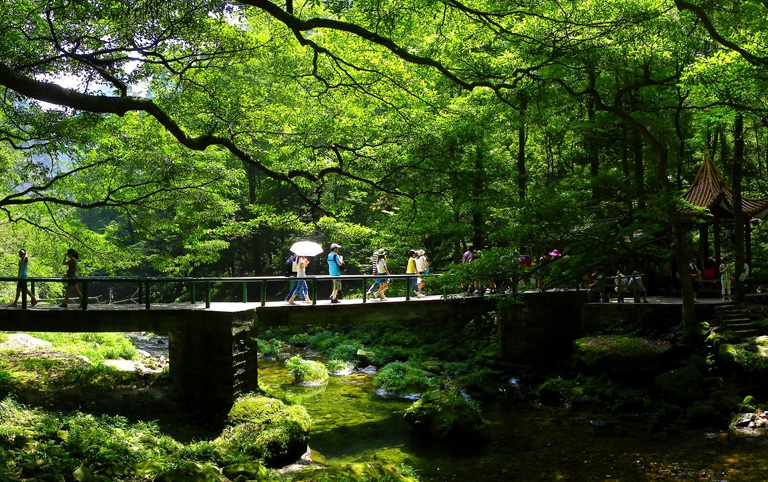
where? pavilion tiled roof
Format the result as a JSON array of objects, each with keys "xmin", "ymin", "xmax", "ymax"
[{"xmin": 682, "ymin": 154, "xmax": 768, "ymax": 219}]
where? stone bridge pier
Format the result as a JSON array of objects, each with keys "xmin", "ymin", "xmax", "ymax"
[
  {"xmin": 168, "ymin": 310, "xmax": 259, "ymax": 411},
  {"xmin": 0, "ymin": 305, "xmax": 261, "ymax": 412}
]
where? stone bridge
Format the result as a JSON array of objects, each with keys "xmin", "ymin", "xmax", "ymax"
[{"xmin": 1, "ymin": 288, "xmax": 717, "ymax": 411}]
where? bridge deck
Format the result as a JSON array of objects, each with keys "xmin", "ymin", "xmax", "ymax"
[{"xmin": 0, "ymin": 294, "xmax": 445, "ymax": 312}]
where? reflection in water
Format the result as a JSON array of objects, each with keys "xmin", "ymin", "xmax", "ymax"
[{"xmin": 259, "ymin": 358, "xmax": 768, "ymax": 481}]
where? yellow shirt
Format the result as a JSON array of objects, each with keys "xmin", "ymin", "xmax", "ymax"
[{"xmin": 406, "ymin": 257, "xmax": 417, "ymax": 274}]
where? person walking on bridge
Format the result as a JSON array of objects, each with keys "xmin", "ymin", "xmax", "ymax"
[
  {"xmin": 406, "ymin": 250, "xmax": 419, "ymax": 297},
  {"xmin": 328, "ymin": 243, "xmax": 344, "ymax": 304},
  {"xmin": 372, "ymin": 249, "xmax": 390, "ymax": 301},
  {"xmin": 414, "ymin": 249, "xmax": 428, "ymax": 298},
  {"xmin": 10, "ymin": 249, "xmax": 38, "ymax": 307},
  {"xmin": 365, "ymin": 250, "xmax": 380, "ymax": 300},
  {"xmin": 61, "ymin": 249, "xmax": 83, "ymax": 308},
  {"xmin": 287, "ymin": 256, "xmax": 311, "ymax": 305}
]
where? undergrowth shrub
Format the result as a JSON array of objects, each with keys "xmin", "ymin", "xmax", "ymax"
[{"xmin": 285, "ymin": 356, "xmax": 328, "ymax": 384}]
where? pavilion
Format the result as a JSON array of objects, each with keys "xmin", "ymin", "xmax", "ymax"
[{"xmin": 682, "ymin": 151, "xmax": 768, "ymax": 266}]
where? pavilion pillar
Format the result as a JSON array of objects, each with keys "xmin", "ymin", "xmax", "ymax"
[
  {"xmin": 713, "ymin": 216, "xmax": 721, "ymax": 265},
  {"xmin": 746, "ymin": 219, "xmax": 753, "ymax": 266},
  {"xmin": 698, "ymin": 224, "xmax": 709, "ymax": 264}
]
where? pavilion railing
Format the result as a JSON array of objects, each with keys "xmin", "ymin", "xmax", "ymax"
[{"xmin": 0, "ymin": 274, "xmax": 436, "ymax": 310}]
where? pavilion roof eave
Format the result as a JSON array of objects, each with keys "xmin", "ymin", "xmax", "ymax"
[{"xmin": 680, "ymin": 154, "xmax": 768, "ymax": 220}]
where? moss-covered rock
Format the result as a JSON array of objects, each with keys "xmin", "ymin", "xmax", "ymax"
[
  {"xmin": 214, "ymin": 395, "xmax": 311, "ymax": 467},
  {"xmin": 717, "ymin": 343, "xmax": 768, "ymax": 377},
  {"xmin": 728, "ymin": 411, "xmax": 768, "ymax": 443},
  {"xmin": 154, "ymin": 463, "xmax": 222, "ymax": 482},
  {"xmin": 403, "ymin": 389, "xmax": 489, "ymax": 447},
  {"xmin": 654, "ymin": 365, "xmax": 705, "ymax": 405},
  {"xmin": 572, "ymin": 335, "xmax": 672, "ymax": 374},
  {"xmin": 375, "ymin": 361, "xmax": 439, "ymax": 396},
  {"xmin": 535, "ymin": 374, "xmax": 652, "ymax": 411},
  {"xmin": 292, "ymin": 458, "xmax": 419, "ymax": 482},
  {"xmin": 221, "ymin": 461, "xmax": 268, "ymax": 480},
  {"xmin": 285, "ymin": 356, "xmax": 329, "ymax": 386},
  {"xmin": 457, "ymin": 369, "xmax": 500, "ymax": 401},
  {"xmin": 717, "ymin": 343, "xmax": 738, "ymax": 368}
]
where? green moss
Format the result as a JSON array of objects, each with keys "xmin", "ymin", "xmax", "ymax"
[
  {"xmin": 216, "ymin": 395, "xmax": 311, "ymax": 467},
  {"xmin": 535, "ymin": 374, "xmax": 652, "ymax": 411},
  {"xmin": 404, "ymin": 390, "xmax": 489, "ymax": 448},
  {"xmin": 292, "ymin": 458, "xmax": 419, "ymax": 482},
  {"xmin": 25, "ymin": 332, "xmax": 139, "ymax": 363},
  {"xmin": 0, "ymin": 397, "xmax": 184, "ymax": 480},
  {"xmin": 654, "ymin": 366, "xmax": 705, "ymax": 405},
  {"xmin": 573, "ymin": 335, "xmax": 672, "ymax": 373},
  {"xmin": 717, "ymin": 342, "xmax": 768, "ymax": 376}
]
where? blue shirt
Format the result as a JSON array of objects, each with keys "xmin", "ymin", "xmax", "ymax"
[{"xmin": 328, "ymin": 252, "xmax": 341, "ymax": 276}]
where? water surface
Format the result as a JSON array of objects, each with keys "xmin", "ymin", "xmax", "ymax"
[{"xmin": 259, "ymin": 357, "xmax": 768, "ymax": 481}]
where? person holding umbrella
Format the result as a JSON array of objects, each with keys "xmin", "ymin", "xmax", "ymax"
[
  {"xmin": 286, "ymin": 256, "xmax": 311, "ymax": 305},
  {"xmin": 287, "ymin": 241, "xmax": 323, "ymax": 304},
  {"xmin": 328, "ymin": 243, "xmax": 344, "ymax": 303}
]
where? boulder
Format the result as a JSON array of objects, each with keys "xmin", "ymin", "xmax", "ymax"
[
  {"xmin": 285, "ymin": 356, "xmax": 329, "ymax": 386},
  {"xmin": 716, "ymin": 343, "xmax": 768, "ymax": 376},
  {"xmin": 654, "ymin": 365, "xmax": 705, "ymax": 405},
  {"xmin": 292, "ymin": 458, "xmax": 418, "ymax": 482},
  {"xmin": 403, "ymin": 389, "xmax": 489, "ymax": 448},
  {"xmin": 154, "ymin": 463, "xmax": 221, "ymax": 482},
  {"xmin": 572, "ymin": 335, "xmax": 672, "ymax": 374},
  {"xmin": 221, "ymin": 461, "xmax": 268, "ymax": 480},
  {"xmin": 214, "ymin": 395, "xmax": 311, "ymax": 467}
]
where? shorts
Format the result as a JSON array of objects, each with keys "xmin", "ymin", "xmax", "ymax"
[
  {"xmin": 332, "ymin": 279, "xmax": 342, "ymax": 290},
  {"xmin": 373, "ymin": 279, "xmax": 389, "ymax": 285}
]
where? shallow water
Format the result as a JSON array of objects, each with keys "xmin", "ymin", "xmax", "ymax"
[{"xmin": 259, "ymin": 357, "xmax": 768, "ymax": 481}]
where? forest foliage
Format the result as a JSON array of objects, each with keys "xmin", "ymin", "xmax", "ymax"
[{"xmin": 1, "ymin": 0, "xmax": 767, "ymax": 314}]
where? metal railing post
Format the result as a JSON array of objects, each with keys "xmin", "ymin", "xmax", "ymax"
[
  {"xmin": 405, "ymin": 276, "xmax": 411, "ymax": 301},
  {"xmin": 362, "ymin": 278, "xmax": 367, "ymax": 303},
  {"xmin": 205, "ymin": 281, "xmax": 211, "ymax": 308},
  {"xmin": 145, "ymin": 281, "xmax": 151, "ymax": 310},
  {"xmin": 260, "ymin": 281, "xmax": 266, "ymax": 307},
  {"xmin": 242, "ymin": 281, "xmax": 248, "ymax": 303},
  {"xmin": 599, "ymin": 277, "xmax": 607, "ymax": 303},
  {"xmin": 21, "ymin": 280, "xmax": 27, "ymax": 310},
  {"xmin": 81, "ymin": 280, "xmax": 88, "ymax": 310},
  {"xmin": 191, "ymin": 281, "xmax": 196, "ymax": 304}
]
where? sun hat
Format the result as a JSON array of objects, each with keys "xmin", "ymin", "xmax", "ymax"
[
  {"xmin": 549, "ymin": 249, "xmax": 561, "ymax": 258},
  {"xmin": 416, "ymin": 249, "xmax": 425, "ymax": 256},
  {"xmin": 330, "ymin": 243, "xmax": 342, "ymax": 249},
  {"xmin": 376, "ymin": 248, "xmax": 387, "ymax": 256}
]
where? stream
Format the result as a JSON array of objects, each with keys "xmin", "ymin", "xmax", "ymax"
[
  {"xmin": 123, "ymin": 334, "xmax": 768, "ymax": 481},
  {"xmin": 258, "ymin": 356, "xmax": 768, "ymax": 482}
]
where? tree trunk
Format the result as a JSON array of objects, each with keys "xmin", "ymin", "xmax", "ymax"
[
  {"xmin": 587, "ymin": 97, "xmax": 599, "ymax": 199},
  {"xmin": 633, "ymin": 131, "xmax": 645, "ymax": 209},
  {"xmin": 517, "ymin": 98, "xmax": 528, "ymax": 200},
  {"xmin": 472, "ymin": 144, "xmax": 485, "ymax": 248},
  {"xmin": 733, "ymin": 114, "xmax": 746, "ymax": 302}
]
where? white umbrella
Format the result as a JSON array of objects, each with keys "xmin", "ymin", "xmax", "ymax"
[{"xmin": 290, "ymin": 241, "xmax": 324, "ymax": 257}]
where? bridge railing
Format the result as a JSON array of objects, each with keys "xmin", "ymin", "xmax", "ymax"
[{"xmin": 1, "ymin": 274, "xmax": 436, "ymax": 310}]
